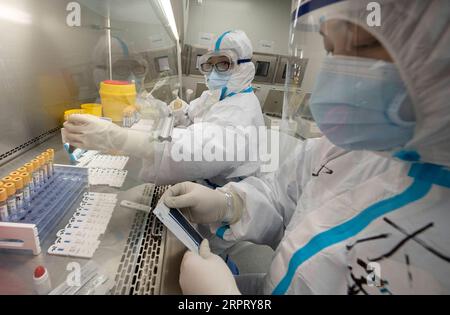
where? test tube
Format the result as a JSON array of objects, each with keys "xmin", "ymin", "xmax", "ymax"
[
  {"xmin": 3, "ymin": 182, "xmax": 18, "ymax": 221},
  {"xmin": 24, "ymin": 162, "xmax": 36, "ymax": 197},
  {"xmin": 46, "ymin": 149, "xmax": 55, "ymax": 178},
  {"xmin": 31, "ymin": 159, "xmax": 41, "ymax": 190},
  {"xmin": 9, "ymin": 171, "xmax": 21, "ymax": 178},
  {"xmin": 37, "ymin": 155, "xmax": 47, "ymax": 185},
  {"xmin": 16, "ymin": 167, "xmax": 27, "ymax": 173},
  {"xmin": 12, "ymin": 177, "xmax": 25, "ymax": 218},
  {"xmin": 0, "ymin": 187, "xmax": 9, "ymax": 221},
  {"xmin": 20, "ymin": 172, "xmax": 32, "ymax": 210},
  {"xmin": 2, "ymin": 176, "xmax": 14, "ymax": 184},
  {"xmin": 41, "ymin": 152, "xmax": 52, "ymax": 181}
]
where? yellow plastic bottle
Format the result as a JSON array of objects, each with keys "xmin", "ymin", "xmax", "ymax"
[{"xmin": 100, "ymin": 80, "xmax": 137, "ymax": 122}]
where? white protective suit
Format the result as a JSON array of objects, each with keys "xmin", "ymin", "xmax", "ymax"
[
  {"xmin": 142, "ymin": 30, "xmax": 265, "ymax": 186},
  {"xmin": 205, "ymin": 0, "xmax": 450, "ymax": 295},
  {"xmin": 63, "ymin": 31, "xmax": 265, "ymax": 186}
]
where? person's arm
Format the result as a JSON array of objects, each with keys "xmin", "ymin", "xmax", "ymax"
[
  {"xmin": 139, "ymin": 121, "xmax": 261, "ymax": 185},
  {"xmin": 62, "ymin": 115, "xmax": 256, "ymax": 185},
  {"xmin": 211, "ymin": 140, "xmax": 315, "ymax": 249},
  {"xmin": 163, "ymin": 138, "xmax": 323, "ymax": 250}
]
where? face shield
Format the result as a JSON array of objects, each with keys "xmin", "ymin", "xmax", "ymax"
[{"xmin": 283, "ymin": 0, "xmax": 416, "ymax": 152}]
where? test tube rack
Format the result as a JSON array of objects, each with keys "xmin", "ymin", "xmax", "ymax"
[{"xmin": 0, "ymin": 165, "xmax": 88, "ymax": 255}]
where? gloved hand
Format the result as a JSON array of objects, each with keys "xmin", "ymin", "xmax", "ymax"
[
  {"xmin": 179, "ymin": 239, "xmax": 241, "ymax": 295},
  {"xmin": 169, "ymin": 98, "xmax": 189, "ymax": 127},
  {"xmin": 62, "ymin": 114, "xmax": 125, "ymax": 151},
  {"xmin": 163, "ymin": 182, "xmax": 242, "ymax": 224},
  {"xmin": 62, "ymin": 114, "xmax": 156, "ymax": 159}
]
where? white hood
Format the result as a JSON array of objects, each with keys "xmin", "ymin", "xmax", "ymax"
[{"xmin": 330, "ymin": 0, "xmax": 450, "ymax": 167}]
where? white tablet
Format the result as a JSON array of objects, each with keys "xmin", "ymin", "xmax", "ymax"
[{"xmin": 153, "ymin": 203, "xmax": 204, "ymax": 254}]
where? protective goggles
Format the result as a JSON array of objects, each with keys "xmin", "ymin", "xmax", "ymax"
[
  {"xmin": 198, "ymin": 50, "xmax": 251, "ymax": 75},
  {"xmin": 112, "ymin": 59, "xmax": 148, "ymax": 77}
]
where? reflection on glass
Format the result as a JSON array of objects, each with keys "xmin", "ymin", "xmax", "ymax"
[
  {"xmin": 156, "ymin": 56, "xmax": 170, "ymax": 72},
  {"xmin": 255, "ymin": 61, "xmax": 270, "ymax": 77},
  {"xmin": 282, "ymin": 64, "xmax": 289, "ymax": 80},
  {"xmin": 195, "ymin": 55, "xmax": 202, "ymax": 70}
]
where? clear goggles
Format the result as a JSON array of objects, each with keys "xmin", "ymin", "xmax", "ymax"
[
  {"xmin": 198, "ymin": 50, "xmax": 251, "ymax": 75},
  {"xmin": 112, "ymin": 59, "xmax": 148, "ymax": 77}
]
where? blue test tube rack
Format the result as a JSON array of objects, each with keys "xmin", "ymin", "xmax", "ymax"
[{"xmin": 12, "ymin": 165, "xmax": 88, "ymax": 241}]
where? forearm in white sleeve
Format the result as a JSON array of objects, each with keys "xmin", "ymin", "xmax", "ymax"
[
  {"xmin": 208, "ymin": 141, "xmax": 314, "ymax": 249},
  {"xmin": 139, "ymin": 122, "xmax": 259, "ymax": 185}
]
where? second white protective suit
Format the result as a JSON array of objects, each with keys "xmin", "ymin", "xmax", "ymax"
[
  {"xmin": 62, "ymin": 30, "xmax": 264, "ymax": 186},
  {"xmin": 169, "ymin": 0, "xmax": 450, "ymax": 295}
]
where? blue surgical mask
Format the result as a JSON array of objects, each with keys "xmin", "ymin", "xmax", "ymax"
[
  {"xmin": 310, "ymin": 56, "xmax": 415, "ymax": 151},
  {"xmin": 206, "ymin": 70, "xmax": 231, "ymax": 91}
]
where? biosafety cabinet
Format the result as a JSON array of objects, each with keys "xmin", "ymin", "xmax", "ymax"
[{"xmin": 0, "ymin": 0, "xmax": 185, "ymax": 295}]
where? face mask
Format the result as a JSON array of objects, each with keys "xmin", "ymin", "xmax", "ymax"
[
  {"xmin": 310, "ymin": 56, "xmax": 415, "ymax": 151},
  {"xmin": 206, "ymin": 70, "xmax": 231, "ymax": 91}
]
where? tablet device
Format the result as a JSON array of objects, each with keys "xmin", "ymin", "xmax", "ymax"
[{"xmin": 153, "ymin": 203, "xmax": 204, "ymax": 253}]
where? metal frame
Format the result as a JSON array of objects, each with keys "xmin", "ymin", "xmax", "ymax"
[
  {"xmin": 252, "ymin": 53, "xmax": 279, "ymax": 84},
  {"xmin": 111, "ymin": 186, "xmax": 169, "ymax": 295},
  {"xmin": 187, "ymin": 45, "xmax": 208, "ymax": 76},
  {"xmin": 0, "ymin": 127, "xmax": 60, "ymax": 167}
]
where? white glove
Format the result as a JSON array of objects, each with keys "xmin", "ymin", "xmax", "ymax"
[
  {"xmin": 169, "ymin": 98, "xmax": 189, "ymax": 127},
  {"xmin": 180, "ymin": 239, "xmax": 241, "ymax": 295},
  {"xmin": 62, "ymin": 114, "xmax": 156, "ymax": 159},
  {"xmin": 163, "ymin": 182, "xmax": 242, "ymax": 224}
]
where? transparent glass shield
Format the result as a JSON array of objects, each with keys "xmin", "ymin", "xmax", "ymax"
[
  {"xmin": 77, "ymin": 0, "xmax": 182, "ymax": 186},
  {"xmin": 283, "ymin": 1, "xmax": 416, "ymax": 154}
]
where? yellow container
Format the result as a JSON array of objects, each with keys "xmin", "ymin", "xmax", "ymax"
[
  {"xmin": 100, "ymin": 80, "xmax": 136, "ymax": 122},
  {"xmin": 81, "ymin": 103, "xmax": 102, "ymax": 117},
  {"xmin": 64, "ymin": 109, "xmax": 86, "ymax": 121}
]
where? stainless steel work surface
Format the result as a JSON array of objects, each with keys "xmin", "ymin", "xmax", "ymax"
[{"xmin": 0, "ymin": 134, "xmax": 183, "ymax": 295}]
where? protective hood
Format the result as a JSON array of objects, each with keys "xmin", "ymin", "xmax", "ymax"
[
  {"xmin": 206, "ymin": 30, "xmax": 256, "ymax": 97},
  {"xmin": 323, "ymin": 0, "xmax": 450, "ymax": 166}
]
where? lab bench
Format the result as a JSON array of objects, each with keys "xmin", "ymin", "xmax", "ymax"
[{"xmin": 0, "ymin": 134, "xmax": 184, "ymax": 295}]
